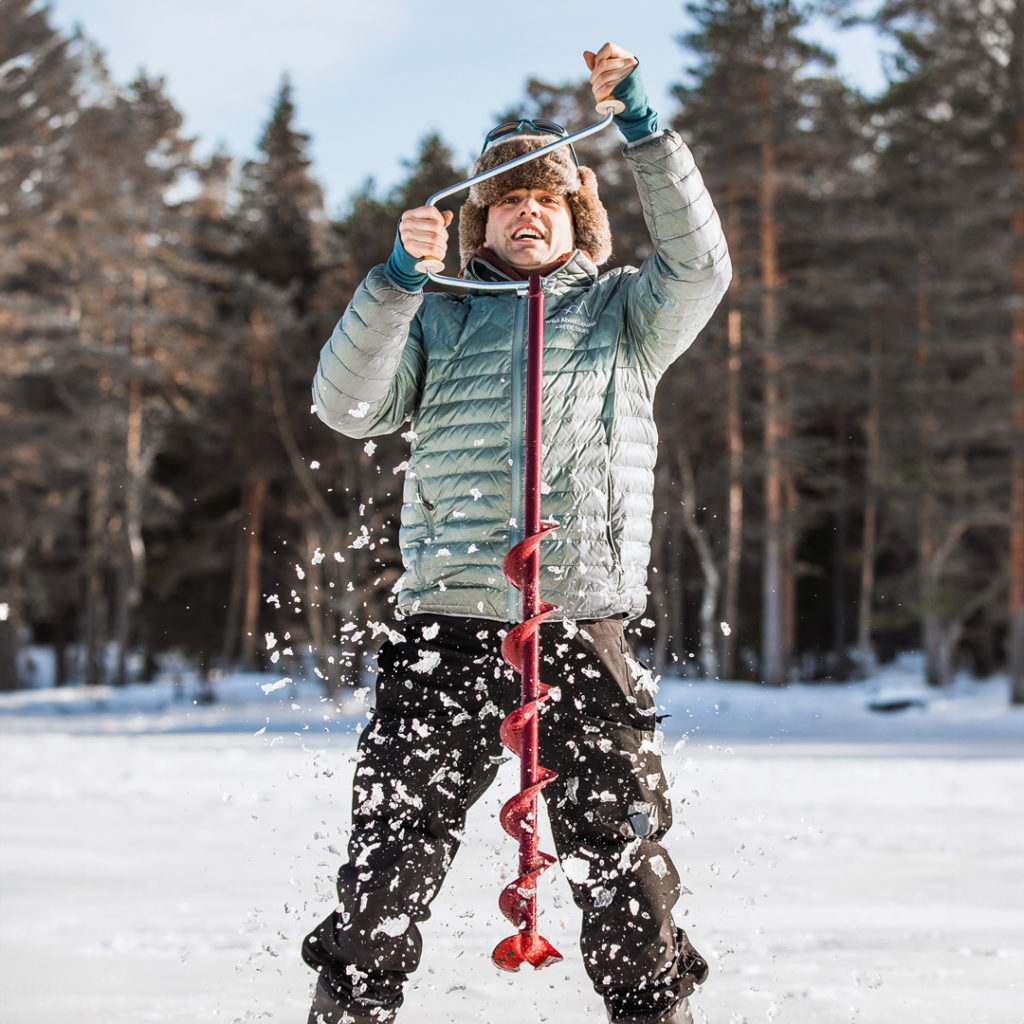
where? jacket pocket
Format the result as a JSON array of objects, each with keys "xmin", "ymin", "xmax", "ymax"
[
  {"xmin": 411, "ymin": 481, "xmax": 437, "ymax": 587},
  {"xmin": 416, "ymin": 481, "xmax": 437, "ymax": 538},
  {"xmin": 603, "ymin": 450, "xmax": 624, "ymax": 579}
]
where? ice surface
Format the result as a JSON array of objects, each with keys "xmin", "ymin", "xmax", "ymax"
[{"xmin": 1, "ymin": 659, "xmax": 1022, "ymax": 1023}]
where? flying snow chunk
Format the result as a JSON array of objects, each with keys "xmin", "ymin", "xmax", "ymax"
[
  {"xmin": 368, "ymin": 620, "xmax": 405, "ymax": 644},
  {"xmin": 261, "ymin": 678, "xmax": 291, "ymax": 694},
  {"xmin": 0, "ymin": 603, "xmax": 7, "ymax": 622},
  {"xmin": 410, "ymin": 649, "xmax": 442, "ymax": 674},
  {"xmin": 561, "ymin": 856, "xmax": 590, "ymax": 883},
  {"xmin": 720, "ymin": 621, "xmax": 732, "ymax": 637},
  {"xmin": 364, "ymin": 440, "xmax": 377, "ymax": 457},
  {"xmin": 348, "ymin": 401, "xmax": 370, "ymax": 419},
  {"xmin": 310, "ymin": 460, "xmax": 320, "ymax": 469},
  {"xmin": 469, "ymin": 487, "xmax": 483, "ymax": 501},
  {"xmin": 312, "ymin": 548, "xmax": 325, "ymax": 565},
  {"xmin": 376, "ymin": 915, "xmax": 410, "ymax": 938},
  {"xmin": 295, "ymin": 564, "xmax": 306, "ymax": 580},
  {"xmin": 421, "ymin": 623, "xmax": 441, "ymax": 641},
  {"xmin": 649, "ymin": 855, "xmax": 669, "ymax": 878},
  {"xmin": 265, "ymin": 632, "xmax": 278, "ymax": 650}
]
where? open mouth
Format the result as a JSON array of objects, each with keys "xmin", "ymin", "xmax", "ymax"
[{"xmin": 512, "ymin": 227, "xmax": 544, "ymax": 241}]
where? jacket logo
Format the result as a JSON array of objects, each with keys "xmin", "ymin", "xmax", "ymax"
[
  {"xmin": 549, "ymin": 297, "xmax": 597, "ymax": 335},
  {"xmin": 562, "ymin": 297, "xmax": 591, "ymax": 318}
]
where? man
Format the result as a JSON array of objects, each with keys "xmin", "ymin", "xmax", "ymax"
[{"xmin": 304, "ymin": 43, "xmax": 731, "ymax": 1024}]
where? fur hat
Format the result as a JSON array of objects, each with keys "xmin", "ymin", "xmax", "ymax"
[{"xmin": 458, "ymin": 134, "xmax": 612, "ymax": 268}]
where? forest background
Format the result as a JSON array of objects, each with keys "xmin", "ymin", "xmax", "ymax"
[{"xmin": 2, "ymin": 0, "xmax": 1022, "ymax": 700}]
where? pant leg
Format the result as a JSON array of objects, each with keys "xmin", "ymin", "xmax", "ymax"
[
  {"xmin": 302, "ymin": 616, "xmax": 516, "ymax": 1010},
  {"xmin": 538, "ymin": 618, "xmax": 708, "ymax": 1022}
]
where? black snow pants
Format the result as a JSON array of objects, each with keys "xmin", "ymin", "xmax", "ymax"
[{"xmin": 302, "ymin": 615, "xmax": 708, "ymax": 1022}]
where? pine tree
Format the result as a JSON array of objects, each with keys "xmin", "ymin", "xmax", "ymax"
[
  {"xmin": 214, "ymin": 77, "xmax": 330, "ymax": 671},
  {"xmin": 237, "ymin": 76, "xmax": 327, "ymax": 296},
  {"xmin": 672, "ymin": 0, "xmax": 865, "ymax": 682},
  {"xmin": 0, "ymin": 0, "xmax": 85, "ymax": 687},
  {"xmin": 1, "ymin": 2, "xmax": 244, "ymax": 685},
  {"xmin": 871, "ymin": 0, "xmax": 1018, "ymax": 686}
]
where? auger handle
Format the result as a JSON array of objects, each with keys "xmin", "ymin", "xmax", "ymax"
[
  {"xmin": 412, "ymin": 104, "xmax": 620, "ymax": 287},
  {"xmin": 415, "ymin": 256, "xmax": 446, "ymax": 274},
  {"xmin": 595, "ymin": 96, "xmax": 626, "ymax": 115}
]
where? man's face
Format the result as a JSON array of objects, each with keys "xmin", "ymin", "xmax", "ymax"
[{"xmin": 484, "ymin": 189, "xmax": 574, "ymax": 270}]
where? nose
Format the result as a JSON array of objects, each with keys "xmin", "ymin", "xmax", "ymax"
[{"xmin": 515, "ymin": 195, "xmax": 542, "ymax": 216}]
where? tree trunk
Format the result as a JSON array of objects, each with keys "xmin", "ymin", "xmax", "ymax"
[
  {"xmin": 678, "ymin": 446, "xmax": 720, "ymax": 679},
  {"xmin": 84, "ymin": 453, "xmax": 112, "ymax": 687},
  {"xmin": 722, "ymin": 306, "xmax": 743, "ymax": 679},
  {"xmin": 1010, "ymin": 107, "xmax": 1024, "ymax": 702},
  {"xmin": 670, "ymin": 514, "xmax": 687, "ymax": 669},
  {"xmin": 915, "ymin": 274, "xmax": 944, "ymax": 686},
  {"xmin": 857, "ymin": 319, "xmax": 882, "ymax": 675},
  {"xmin": 759, "ymin": 80, "xmax": 786, "ymax": 686},
  {"xmin": 0, "ymin": 535, "xmax": 27, "ymax": 690},
  {"xmin": 114, "ymin": 249, "xmax": 149, "ymax": 686},
  {"xmin": 220, "ymin": 515, "xmax": 248, "ymax": 669},
  {"xmin": 0, "ymin": 602, "xmax": 19, "ymax": 691},
  {"xmin": 782, "ymin": 454, "xmax": 798, "ymax": 672},
  {"xmin": 239, "ymin": 477, "xmax": 268, "ymax": 671},
  {"xmin": 832, "ymin": 407, "xmax": 849, "ymax": 677}
]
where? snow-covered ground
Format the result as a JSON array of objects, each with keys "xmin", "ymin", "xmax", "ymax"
[{"xmin": 1, "ymin": 656, "xmax": 1022, "ymax": 1024}]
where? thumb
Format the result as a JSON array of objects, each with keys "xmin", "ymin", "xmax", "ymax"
[
  {"xmin": 583, "ymin": 49, "xmax": 596, "ymax": 71},
  {"xmin": 441, "ymin": 209, "xmax": 454, "ymax": 228}
]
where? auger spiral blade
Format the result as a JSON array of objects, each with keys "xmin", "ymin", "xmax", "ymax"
[{"xmin": 492, "ymin": 274, "xmax": 562, "ymax": 972}]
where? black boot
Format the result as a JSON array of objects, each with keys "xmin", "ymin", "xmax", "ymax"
[{"xmin": 307, "ymin": 977, "xmax": 397, "ymax": 1024}]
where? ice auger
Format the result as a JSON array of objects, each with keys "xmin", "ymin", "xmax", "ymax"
[
  {"xmin": 414, "ymin": 97, "xmax": 622, "ymax": 972},
  {"xmin": 492, "ymin": 272, "xmax": 562, "ymax": 971}
]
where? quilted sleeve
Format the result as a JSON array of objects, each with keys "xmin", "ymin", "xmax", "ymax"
[
  {"xmin": 622, "ymin": 130, "xmax": 732, "ymax": 378},
  {"xmin": 311, "ymin": 265, "xmax": 426, "ymax": 438}
]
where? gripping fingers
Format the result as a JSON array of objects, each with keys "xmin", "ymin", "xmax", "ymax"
[
  {"xmin": 584, "ymin": 44, "xmax": 636, "ymax": 106},
  {"xmin": 400, "ymin": 207, "xmax": 452, "ymax": 266}
]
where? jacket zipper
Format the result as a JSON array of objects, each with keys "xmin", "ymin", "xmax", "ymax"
[
  {"xmin": 416, "ymin": 482, "xmax": 437, "ymax": 538},
  {"xmin": 508, "ymin": 293, "xmax": 527, "ymax": 620},
  {"xmin": 414, "ymin": 482, "xmax": 436, "ymax": 586}
]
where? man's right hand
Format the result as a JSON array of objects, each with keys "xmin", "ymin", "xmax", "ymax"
[{"xmin": 399, "ymin": 207, "xmax": 454, "ymax": 265}]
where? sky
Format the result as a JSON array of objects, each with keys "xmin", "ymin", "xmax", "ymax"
[{"xmin": 45, "ymin": 0, "xmax": 888, "ymax": 216}]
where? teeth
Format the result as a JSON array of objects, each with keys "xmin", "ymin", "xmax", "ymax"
[{"xmin": 514, "ymin": 230, "xmax": 541, "ymax": 240}]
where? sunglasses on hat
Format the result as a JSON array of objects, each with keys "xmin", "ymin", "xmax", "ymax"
[{"xmin": 481, "ymin": 118, "xmax": 579, "ymax": 166}]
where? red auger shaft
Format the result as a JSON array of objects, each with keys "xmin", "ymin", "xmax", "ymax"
[{"xmin": 492, "ymin": 275, "xmax": 562, "ymax": 972}]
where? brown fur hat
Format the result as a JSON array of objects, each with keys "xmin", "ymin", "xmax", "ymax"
[{"xmin": 458, "ymin": 134, "xmax": 612, "ymax": 268}]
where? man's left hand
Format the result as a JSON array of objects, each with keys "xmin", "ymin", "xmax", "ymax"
[{"xmin": 583, "ymin": 42, "xmax": 638, "ymax": 107}]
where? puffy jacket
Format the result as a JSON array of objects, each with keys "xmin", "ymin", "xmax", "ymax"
[{"xmin": 313, "ymin": 129, "xmax": 731, "ymax": 622}]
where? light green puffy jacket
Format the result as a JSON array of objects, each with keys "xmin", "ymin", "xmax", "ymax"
[{"xmin": 313, "ymin": 129, "xmax": 731, "ymax": 623}]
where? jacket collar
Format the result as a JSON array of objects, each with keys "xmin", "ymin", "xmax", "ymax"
[{"xmin": 463, "ymin": 249, "xmax": 599, "ymax": 293}]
